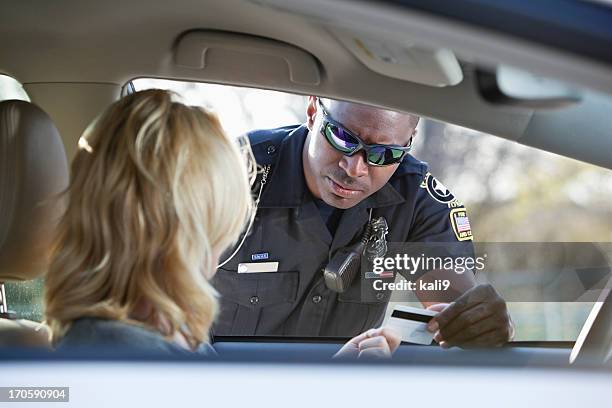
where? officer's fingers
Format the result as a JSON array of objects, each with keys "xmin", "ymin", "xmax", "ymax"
[
  {"xmin": 442, "ymin": 313, "xmax": 507, "ymax": 347},
  {"xmin": 443, "ymin": 316, "xmax": 497, "ymax": 346},
  {"xmin": 459, "ymin": 327, "xmax": 509, "ymax": 348},
  {"xmin": 439, "ymin": 288, "xmax": 507, "ymax": 343},
  {"xmin": 434, "ymin": 300, "xmax": 475, "ymax": 331},
  {"xmin": 433, "ymin": 300, "xmax": 466, "ymax": 329},
  {"xmin": 438, "ymin": 303, "xmax": 494, "ymax": 340},
  {"xmin": 436, "ymin": 284, "xmax": 499, "ymax": 328}
]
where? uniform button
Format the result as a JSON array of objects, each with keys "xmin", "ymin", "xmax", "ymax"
[
  {"xmin": 376, "ymin": 292, "xmax": 385, "ymax": 301},
  {"xmin": 312, "ymin": 295, "xmax": 322, "ymax": 304},
  {"xmin": 249, "ymin": 296, "xmax": 259, "ymax": 305},
  {"xmin": 266, "ymin": 145, "xmax": 276, "ymax": 155}
]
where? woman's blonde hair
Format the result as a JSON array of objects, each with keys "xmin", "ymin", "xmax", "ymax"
[{"xmin": 45, "ymin": 89, "xmax": 255, "ymax": 347}]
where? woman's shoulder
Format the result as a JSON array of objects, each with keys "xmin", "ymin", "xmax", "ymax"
[{"xmin": 56, "ymin": 317, "xmax": 213, "ymax": 357}]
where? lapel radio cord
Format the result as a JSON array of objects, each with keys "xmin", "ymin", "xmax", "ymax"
[{"xmin": 217, "ymin": 165, "xmax": 271, "ymax": 269}]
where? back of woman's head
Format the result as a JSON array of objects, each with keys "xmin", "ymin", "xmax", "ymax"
[{"xmin": 45, "ymin": 89, "xmax": 254, "ymax": 346}]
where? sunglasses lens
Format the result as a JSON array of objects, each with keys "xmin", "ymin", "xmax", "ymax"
[
  {"xmin": 367, "ymin": 147, "xmax": 405, "ymax": 166},
  {"xmin": 324, "ymin": 123, "xmax": 359, "ymax": 153}
]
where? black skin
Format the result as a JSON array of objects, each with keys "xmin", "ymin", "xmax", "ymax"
[
  {"xmin": 428, "ymin": 284, "xmax": 513, "ymax": 348},
  {"xmin": 303, "ymin": 96, "xmax": 418, "ymax": 210}
]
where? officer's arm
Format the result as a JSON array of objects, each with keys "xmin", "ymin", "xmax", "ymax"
[
  {"xmin": 406, "ymin": 173, "xmax": 512, "ymax": 346},
  {"xmin": 405, "ymin": 173, "xmax": 477, "ymax": 307}
]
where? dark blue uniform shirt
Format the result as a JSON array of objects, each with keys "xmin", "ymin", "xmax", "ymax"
[
  {"xmin": 212, "ymin": 125, "xmax": 474, "ymax": 337},
  {"xmin": 313, "ymin": 198, "xmax": 341, "ymax": 235}
]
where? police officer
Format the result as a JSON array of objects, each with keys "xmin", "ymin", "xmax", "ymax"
[{"xmin": 213, "ymin": 96, "xmax": 513, "ymax": 348}]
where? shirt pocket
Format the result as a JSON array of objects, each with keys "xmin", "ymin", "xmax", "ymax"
[
  {"xmin": 212, "ymin": 269, "xmax": 299, "ymax": 335},
  {"xmin": 335, "ymin": 275, "xmax": 392, "ymax": 335},
  {"xmin": 337, "ymin": 274, "xmax": 392, "ymax": 304}
]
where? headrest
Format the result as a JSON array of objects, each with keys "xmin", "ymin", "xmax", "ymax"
[{"xmin": 0, "ymin": 100, "xmax": 69, "ymax": 281}]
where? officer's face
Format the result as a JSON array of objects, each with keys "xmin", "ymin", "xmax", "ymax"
[{"xmin": 303, "ymin": 97, "xmax": 418, "ymax": 209}]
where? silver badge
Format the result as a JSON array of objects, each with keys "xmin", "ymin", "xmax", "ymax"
[{"xmin": 365, "ymin": 216, "xmax": 389, "ymax": 261}]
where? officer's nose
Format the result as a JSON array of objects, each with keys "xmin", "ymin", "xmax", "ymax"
[{"xmin": 339, "ymin": 152, "xmax": 369, "ymax": 178}]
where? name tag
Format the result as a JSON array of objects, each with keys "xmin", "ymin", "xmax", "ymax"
[
  {"xmin": 237, "ymin": 262, "xmax": 279, "ymax": 274},
  {"xmin": 251, "ymin": 252, "xmax": 269, "ymax": 261},
  {"xmin": 385, "ymin": 305, "xmax": 437, "ymax": 345}
]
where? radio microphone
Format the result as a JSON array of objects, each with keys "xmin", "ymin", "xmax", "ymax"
[
  {"xmin": 323, "ymin": 219, "xmax": 372, "ymax": 293},
  {"xmin": 324, "ymin": 212, "xmax": 389, "ymax": 293}
]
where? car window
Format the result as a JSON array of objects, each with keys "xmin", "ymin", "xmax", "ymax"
[
  {"xmin": 133, "ymin": 79, "xmax": 308, "ymax": 136},
  {"xmin": 126, "ymin": 79, "xmax": 612, "ymax": 341},
  {"xmin": 3, "ymin": 279, "xmax": 44, "ymax": 322},
  {"xmin": 0, "ymin": 74, "xmax": 30, "ymax": 102}
]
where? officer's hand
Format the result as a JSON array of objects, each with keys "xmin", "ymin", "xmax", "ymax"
[
  {"xmin": 426, "ymin": 284, "xmax": 513, "ymax": 348},
  {"xmin": 334, "ymin": 327, "xmax": 401, "ymax": 359}
]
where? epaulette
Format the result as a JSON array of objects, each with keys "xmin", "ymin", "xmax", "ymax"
[
  {"xmin": 247, "ymin": 125, "xmax": 298, "ymax": 166},
  {"xmin": 245, "ymin": 125, "xmax": 301, "ymax": 195},
  {"xmin": 393, "ymin": 154, "xmax": 429, "ymax": 179}
]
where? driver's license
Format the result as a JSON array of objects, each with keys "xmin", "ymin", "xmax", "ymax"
[{"xmin": 385, "ymin": 305, "xmax": 437, "ymax": 345}]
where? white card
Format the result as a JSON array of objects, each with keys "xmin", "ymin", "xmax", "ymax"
[{"xmin": 385, "ymin": 305, "xmax": 437, "ymax": 345}]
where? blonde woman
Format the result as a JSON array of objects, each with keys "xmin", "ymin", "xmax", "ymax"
[{"xmin": 44, "ymin": 89, "xmax": 399, "ymax": 357}]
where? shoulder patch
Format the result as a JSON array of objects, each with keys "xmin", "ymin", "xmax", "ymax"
[
  {"xmin": 449, "ymin": 208, "xmax": 473, "ymax": 241},
  {"xmin": 420, "ymin": 172, "xmax": 456, "ymax": 204}
]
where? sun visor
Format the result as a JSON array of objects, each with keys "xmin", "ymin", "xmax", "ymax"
[
  {"xmin": 174, "ymin": 31, "xmax": 321, "ymax": 86},
  {"xmin": 330, "ymin": 28, "xmax": 463, "ymax": 87}
]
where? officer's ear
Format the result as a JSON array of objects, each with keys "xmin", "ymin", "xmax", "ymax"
[
  {"xmin": 411, "ymin": 116, "xmax": 420, "ymax": 139},
  {"xmin": 306, "ymin": 96, "xmax": 318, "ymax": 131}
]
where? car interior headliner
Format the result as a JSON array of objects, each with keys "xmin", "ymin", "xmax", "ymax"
[{"xmin": 1, "ymin": 0, "xmax": 611, "ymax": 169}]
